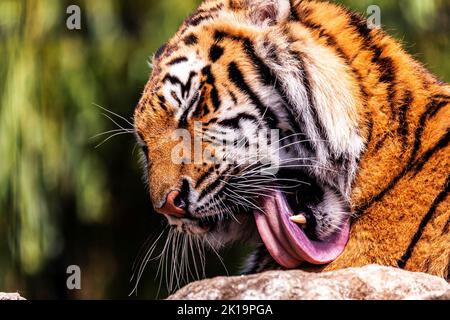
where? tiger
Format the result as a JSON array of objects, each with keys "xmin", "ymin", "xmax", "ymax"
[{"xmin": 133, "ymin": 0, "xmax": 450, "ymax": 282}]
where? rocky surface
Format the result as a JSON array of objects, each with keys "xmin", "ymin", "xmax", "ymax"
[
  {"xmin": 168, "ymin": 265, "xmax": 450, "ymax": 300},
  {"xmin": 0, "ymin": 292, "xmax": 26, "ymax": 300}
]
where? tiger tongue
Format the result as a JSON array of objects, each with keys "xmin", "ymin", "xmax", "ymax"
[{"xmin": 254, "ymin": 190, "xmax": 350, "ymax": 268}]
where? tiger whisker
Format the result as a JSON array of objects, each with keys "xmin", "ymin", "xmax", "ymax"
[
  {"xmin": 91, "ymin": 128, "xmax": 134, "ymax": 140},
  {"xmin": 156, "ymin": 228, "xmax": 173, "ymax": 298},
  {"xmin": 195, "ymin": 236, "xmax": 206, "ymax": 279},
  {"xmin": 189, "ymin": 236, "xmax": 201, "ymax": 281},
  {"xmin": 93, "ymin": 102, "xmax": 135, "ymax": 127},
  {"xmin": 204, "ymin": 237, "xmax": 229, "ymax": 276},
  {"xmin": 183, "ymin": 235, "xmax": 195, "ymax": 284},
  {"xmin": 101, "ymin": 112, "xmax": 134, "ymax": 132},
  {"xmin": 222, "ymin": 191, "xmax": 253, "ymax": 210},
  {"xmin": 221, "ymin": 183, "xmax": 260, "ymax": 209},
  {"xmin": 237, "ymin": 156, "xmax": 321, "ymax": 172},
  {"xmin": 94, "ymin": 131, "xmax": 132, "ymax": 148},
  {"xmin": 168, "ymin": 230, "xmax": 176, "ymax": 292},
  {"xmin": 130, "ymin": 226, "xmax": 168, "ymax": 296},
  {"xmin": 218, "ymin": 197, "xmax": 240, "ymax": 224}
]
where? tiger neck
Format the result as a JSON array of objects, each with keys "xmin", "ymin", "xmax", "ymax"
[{"xmin": 258, "ymin": 10, "xmax": 449, "ymax": 207}]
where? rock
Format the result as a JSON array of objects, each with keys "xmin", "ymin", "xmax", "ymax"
[
  {"xmin": 168, "ymin": 265, "xmax": 450, "ymax": 300},
  {"xmin": 0, "ymin": 292, "xmax": 26, "ymax": 300}
]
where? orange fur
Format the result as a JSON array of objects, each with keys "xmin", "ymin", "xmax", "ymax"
[{"xmin": 135, "ymin": 0, "xmax": 449, "ymax": 278}]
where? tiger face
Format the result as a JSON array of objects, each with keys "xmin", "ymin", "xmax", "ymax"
[
  {"xmin": 135, "ymin": 0, "xmax": 450, "ymax": 280},
  {"xmin": 133, "ymin": 22, "xmax": 295, "ymax": 246},
  {"xmin": 134, "ymin": 45, "xmax": 279, "ymax": 245},
  {"xmin": 134, "ymin": 0, "xmax": 366, "ymax": 270}
]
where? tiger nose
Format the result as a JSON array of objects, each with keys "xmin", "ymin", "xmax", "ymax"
[{"xmin": 156, "ymin": 190, "xmax": 186, "ymax": 218}]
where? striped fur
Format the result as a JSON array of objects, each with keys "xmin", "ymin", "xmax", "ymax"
[{"xmin": 134, "ymin": 0, "xmax": 450, "ymax": 278}]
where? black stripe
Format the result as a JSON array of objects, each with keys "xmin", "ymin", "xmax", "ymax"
[
  {"xmin": 410, "ymin": 98, "xmax": 448, "ymax": 162},
  {"xmin": 214, "ymin": 35, "xmax": 283, "ymax": 118},
  {"xmin": 354, "ymin": 157, "xmax": 402, "ymax": 214},
  {"xmin": 201, "ymin": 66, "xmax": 221, "ymax": 111},
  {"xmin": 429, "ymin": 100, "xmax": 448, "ymax": 118},
  {"xmin": 154, "ymin": 43, "xmax": 167, "ymax": 60},
  {"xmin": 297, "ymin": 8, "xmax": 386, "ymax": 125},
  {"xmin": 179, "ymin": 92, "xmax": 200, "ymax": 127},
  {"xmin": 397, "ymin": 91, "xmax": 413, "ymax": 150},
  {"xmin": 227, "ymin": 62, "xmax": 279, "ymax": 128},
  {"xmin": 346, "ymin": 12, "xmax": 397, "ymax": 121},
  {"xmin": 397, "ymin": 174, "xmax": 450, "ymax": 268},
  {"xmin": 298, "ymin": 14, "xmax": 371, "ymax": 113},
  {"xmin": 179, "ymin": 178, "xmax": 191, "ymax": 212},
  {"xmin": 289, "ymin": 2, "xmax": 300, "ymax": 21},
  {"xmin": 292, "ymin": 12, "xmax": 367, "ymax": 152},
  {"xmin": 202, "ymin": 101, "xmax": 210, "ymax": 116},
  {"xmin": 355, "ymin": 98, "xmax": 447, "ymax": 215},
  {"xmin": 192, "ymin": 88, "xmax": 206, "ymax": 118},
  {"xmin": 241, "ymin": 244, "xmax": 269, "ymax": 275},
  {"xmin": 411, "ymin": 128, "xmax": 450, "ymax": 177},
  {"xmin": 214, "ymin": 30, "xmax": 227, "ymax": 41},
  {"xmin": 170, "ymin": 91, "xmax": 182, "ymax": 107},
  {"xmin": 245, "ymin": 39, "xmax": 316, "ymax": 149},
  {"xmin": 228, "ymin": 89, "xmax": 237, "ymax": 105},
  {"xmin": 296, "ymin": 13, "xmax": 352, "ymax": 63},
  {"xmin": 157, "ymin": 95, "xmax": 167, "ymax": 111},
  {"xmin": 183, "ymin": 71, "xmax": 197, "ymax": 100},
  {"xmin": 185, "ymin": 92, "xmax": 202, "ymax": 120},
  {"xmin": 216, "ymin": 33, "xmax": 313, "ymax": 150},
  {"xmin": 137, "ymin": 132, "xmax": 149, "ymax": 163},
  {"xmin": 183, "ymin": 34, "xmax": 198, "ymax": 46},
  {"xmin": 195, "ymin": 167, "xmax": 215, "ymax": 188},
  {"xmin": 198, "ymin": 163, "xmax": 238, "ymax": 203},
  {"xmin": 167, "ymin": 56, "xmax": 188, "ymax": 66},
  {"xmin": 209, "ymin": 44, "xmax": 224, "ymax": 62},
  {"xmin": 205, "ymin": 117, "xmax": 217, "ymax": 125},
  {"xmin": 182, "ymin": 3, "xmax": 223, "ymax": 29},
  {"xmin": 432, "ymin": 94, "xmax": 450, "ymax": 100},
  {"xmin": 210, "ymin": 183, "xmax": 230, "ymax": 205},
  {"xmin": 241, "ymin": 39, "xmax": 305, "ymax": 137},
  {"xmin": 195, "ymin": 4, "xmax": 223, "ymax": 16},
  {"xmin": 366, "ymin": 114, "xmax": 374, "ymax": 146},
  {"xmin": 217, "ymin": 113, "xmax": 259, "ymax": 130},
  {"xmin": 211, "ymin": 167, "xmax": 242, "ymax": 203},
  {"xmin": 185, "ymin": 14, "xmax": 210, "ymax": 27},
  {"xmin": 241, "ymin": 39, "xmax": 272, "ymax": 86},
  {"xmin": 198, "ymin": 174, "xmax": 225, "ymax": 201},
  {"xmin": 163, "ymin": 71, "xmax": 197, "ymax": 103},
  {"xmin": 443, "ymin": 218, "xmax": 450, "ymax": 235},
  {"xmin": 163, "ymin": 74, "xmax": 182, "ymax": 86},
  {"xmin": 295, "ymin": 51, "xmax": 329, "ymax": 151}
]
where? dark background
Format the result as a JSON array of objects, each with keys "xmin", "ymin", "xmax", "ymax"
[{"xmin": 1, "ymin": 0, "xmax": 449, "ymax": 299}]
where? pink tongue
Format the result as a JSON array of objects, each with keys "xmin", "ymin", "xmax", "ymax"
[{"xmin": 254, "ymin": 190, "xmax": 350, "ymax": 269}]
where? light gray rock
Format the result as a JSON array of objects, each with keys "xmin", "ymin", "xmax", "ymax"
[
  {"xmin": 168, "ymin": 265, "xmax": 450, "ymax": 300},
  {"xmin": 0, "ymin": 292, "xmax": 26, "ymax": 300}
]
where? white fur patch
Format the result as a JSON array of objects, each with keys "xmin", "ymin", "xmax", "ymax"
[
  {"xmin": 313, "ymin": 186, "xmax": 349, "ymax": 240},
  {"xmin": 162, "ymin": 53, "xmax": 204, "ymax": 119},
  {"xmin": 250, "ymin": 0, "xmax": 292, "ymax": 25},
  {"xmin": 301, "ymin": 40, "xmax": 364, "ymax": 159}
]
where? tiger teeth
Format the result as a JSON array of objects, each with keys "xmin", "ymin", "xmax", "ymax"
[{"xmin": 289, "ymin": 214, "xmax": 307, "ymax": 225}]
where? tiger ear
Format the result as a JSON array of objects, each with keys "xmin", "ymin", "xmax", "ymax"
[{"xmin": 248, "ymin": 0, "xmax": 291, "ymax": 25}]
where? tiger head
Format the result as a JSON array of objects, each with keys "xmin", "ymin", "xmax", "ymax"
[{"xmin": 134, "ymin": 0, "xmax": 366, "ymax": 269}]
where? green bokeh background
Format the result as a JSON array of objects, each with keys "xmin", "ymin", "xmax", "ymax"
[{"xmin": 0, "ymin": 0, "xmax": 448, "ymax": 299}]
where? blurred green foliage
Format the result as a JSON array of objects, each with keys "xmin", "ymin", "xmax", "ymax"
[{"xmin": 0, "ymin": 0, "xmax": 448, "ymax": 299}]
